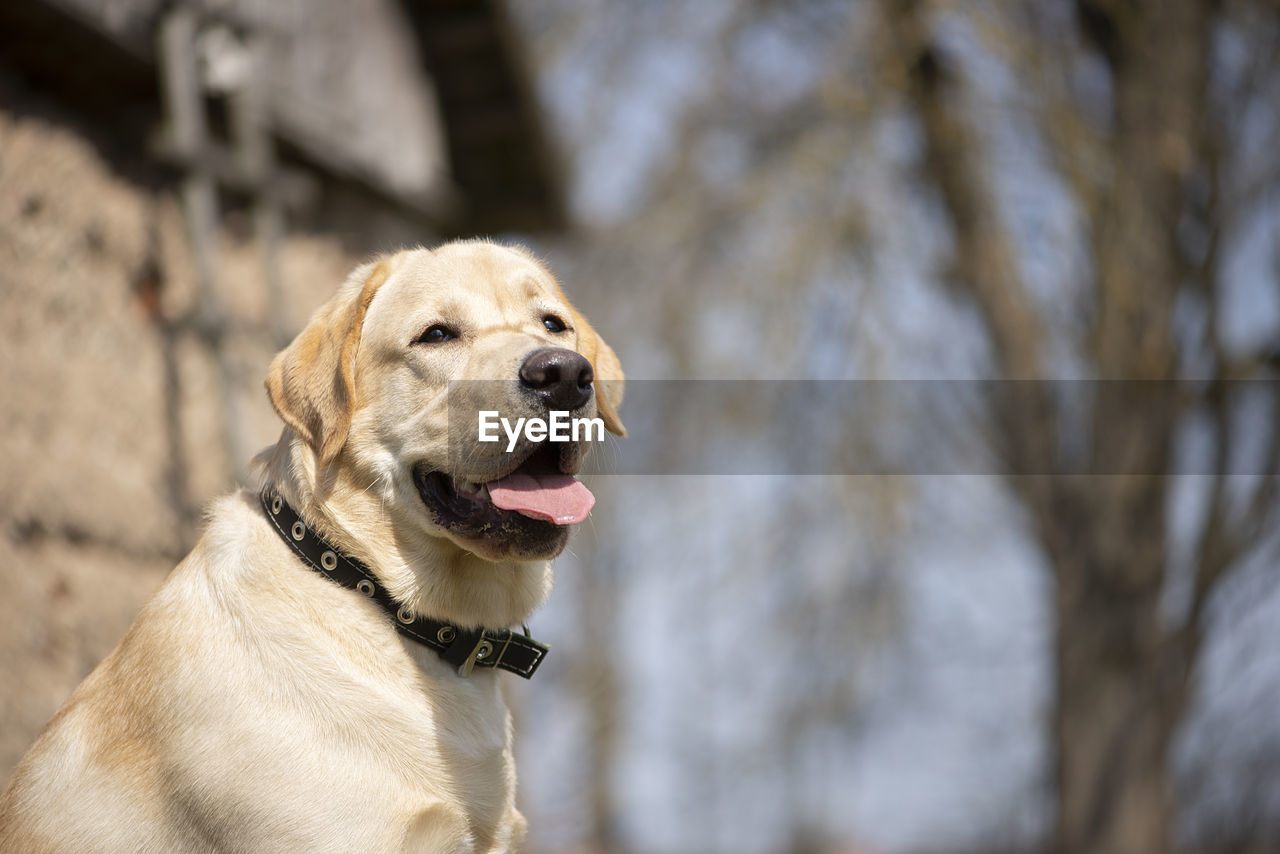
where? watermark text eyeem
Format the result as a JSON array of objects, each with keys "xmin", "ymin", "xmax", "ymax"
[{"xmin": 478, "ymin": 410, "xmax": 605, "ymax": 452}]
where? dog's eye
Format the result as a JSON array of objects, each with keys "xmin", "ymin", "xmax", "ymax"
[
  {"xmin": 542, "ymin": 314, "xmax": 568, "ymax": 333},
  {"xmin": 414, "ymin": 324, "xmax": 458, "ymax": 345}
]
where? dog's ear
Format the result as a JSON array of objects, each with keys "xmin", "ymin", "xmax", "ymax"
[
  {"xmin": 571, "ymin": 309, "xmax": 626, "ymax": 437},
  {"xmin": 265, "ymin": 260, "xmax": 392, "ymax": 464}
]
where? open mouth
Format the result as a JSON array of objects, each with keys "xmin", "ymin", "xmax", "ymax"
[{"xmin": 414, "ymin": 442, "xmax": 595, "ymax": 537}]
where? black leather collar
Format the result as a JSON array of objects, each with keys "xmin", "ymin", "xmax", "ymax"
[{"xmin": 260, "ymin": 488, "xmax": 548, "ymax": 679}]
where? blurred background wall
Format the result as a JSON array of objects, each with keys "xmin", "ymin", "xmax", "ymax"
[{"xmin": 2, "ymin": 2, "xmax": 1280, "ymax": 854}]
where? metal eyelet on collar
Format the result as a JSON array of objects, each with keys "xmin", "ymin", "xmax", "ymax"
[
  {"xmin": 356, "ymin": 579, "xmax": 375, "ymax": 597},
  {"xmin": 475, "ymin": 641, "xmax": 493, "ymax": 661},
  {"xmin": 396, "ymin": 605, "xmax": 415, "ymax": 624},
  {"xmin": 270, "ymin": 496, "xmax": 282, "ymax": 515},
  {"xmin": 291, "ymin": 521, "xmax": 306, "ymax": 540},
  {"xmin": 437, "ymin": 626, "xmax": 456, "ymax": 644},
  {"xmin": 320, "ymin": 551, "xmax": 338, "ymax": 571}
]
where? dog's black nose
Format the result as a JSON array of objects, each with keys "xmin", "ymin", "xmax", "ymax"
[{"xmin": 519, "ymin": 347, "xmax": 594, "ymax": 411}]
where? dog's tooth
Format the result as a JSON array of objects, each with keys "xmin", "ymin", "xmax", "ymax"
[{"xmin": 477, "ymin": 484, "xmax": 490, "ymax": 502}]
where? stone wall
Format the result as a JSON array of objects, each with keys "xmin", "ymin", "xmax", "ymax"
[{"xmin": 0, "ymin": 90, "xmax": 385, "ymax": 780}]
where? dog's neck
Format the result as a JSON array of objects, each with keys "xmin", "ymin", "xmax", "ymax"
[{"xmin": 256, "ymin": 431, "xmax": 553, "ymax": 630}]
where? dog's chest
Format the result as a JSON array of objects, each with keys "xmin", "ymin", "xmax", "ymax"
[
  {"xmin": 205, "ymin": 643, "xmax": 521, "ymax": 852},
  {"xmin": 400, "ymin": 642, "xmax": 521, "ymax": 835}
]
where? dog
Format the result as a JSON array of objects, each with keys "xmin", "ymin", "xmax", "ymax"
[{"xmin": 0, "ymin": 241, "xmax": 625, "ymax": 853}]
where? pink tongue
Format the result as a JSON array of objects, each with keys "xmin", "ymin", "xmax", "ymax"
[{"xmin": 488, "ymin": 472, "xmax": 595, "ymax": 525}]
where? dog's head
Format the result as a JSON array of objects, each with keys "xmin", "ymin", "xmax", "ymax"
[{"xmin": 265, "ymin": 241, "xmax": 624, "ymax": 568}]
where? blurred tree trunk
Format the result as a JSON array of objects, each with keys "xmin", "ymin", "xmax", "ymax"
[
  {"xmin": 881, "ymin": 1, "xmax": 1278, "ymax": 853},
  {"xmin": 1043, "ymin": 5, "xmax": 1207, "ymax": 852}
]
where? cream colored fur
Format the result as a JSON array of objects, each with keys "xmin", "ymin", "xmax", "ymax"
[{"xmin": 0, "ymin": 241, "xmax": 624, "ymax": 853}]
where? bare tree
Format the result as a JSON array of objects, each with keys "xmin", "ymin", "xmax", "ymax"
[
  {"xmin": 513, "ymin": 0, "xmax": 1280, "ymax": 850},
  {"xmin": 876, "ymin": 1, "xmax": 1280, "ymax": 852}
]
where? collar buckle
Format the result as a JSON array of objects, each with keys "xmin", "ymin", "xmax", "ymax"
[
  {"xmin": 441, "ymin": 628, "xmax": 501, "ymax": 676},
  {"xmin": 456, "ymin": 638, "xmax": 488, "ymax": 677}
]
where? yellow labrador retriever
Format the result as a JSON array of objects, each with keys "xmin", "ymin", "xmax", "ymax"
[{"xmin": 0, "ymin": 241, "xmax": 624, "ymax": 853}]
